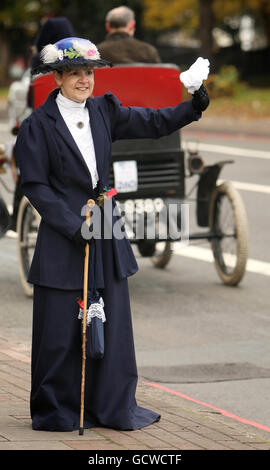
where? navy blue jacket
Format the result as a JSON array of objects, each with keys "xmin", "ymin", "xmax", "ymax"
[{"xmin": 15, "ymin": 89, "xmax": 200, "ymax": 290}]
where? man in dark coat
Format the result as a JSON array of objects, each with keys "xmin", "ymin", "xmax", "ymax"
[{"xmin": 97, "ymin": 5, "xmax": 161, "ymax": 64}]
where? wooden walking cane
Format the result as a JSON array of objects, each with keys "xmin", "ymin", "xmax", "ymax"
[{"xmin": 79, "ymin": 198, "xmax": 95, "ymax": 436}]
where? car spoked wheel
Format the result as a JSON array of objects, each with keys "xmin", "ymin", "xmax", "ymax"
[
  {"xmin": 17, "ymin": 196, "xmax": 40, "ymax": 296},
  {"xmin": 209, "ymin": 182, "xmax": 249, "ymax": 286}
]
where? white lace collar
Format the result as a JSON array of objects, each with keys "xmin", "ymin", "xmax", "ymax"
[{"xmin": 56, "ymin": 91, "xmax": 86, "ymax": 110}]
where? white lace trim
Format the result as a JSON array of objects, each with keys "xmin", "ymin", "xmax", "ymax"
[
  {"xmin": 56, "ymin": 91, "xmax": 99, "ymax": 189},
  {"xmin": 78, "ymin": 297, "xmax": 106, "ymax": 325}
]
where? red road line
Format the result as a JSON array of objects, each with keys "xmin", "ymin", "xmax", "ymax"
[{"xmin": 143, "ymin": 381, "xmax": 270, "ymax": 434}]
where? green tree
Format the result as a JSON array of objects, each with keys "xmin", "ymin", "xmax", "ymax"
[
  {"xmin": 0, "ymin": 0, "xmax": 43, "ymax": 84},
  {"xmin": 143, "ymin": 0, "xmax": 270, "ymax": 57},
  {"xmin": 0, "ymin": 0, "xmax": 145, "ymax": 84}
]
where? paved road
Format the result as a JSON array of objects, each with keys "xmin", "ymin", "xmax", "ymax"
[{"xmin": 1, "ymin": 116, "xmax": 270, "ymax": 432}]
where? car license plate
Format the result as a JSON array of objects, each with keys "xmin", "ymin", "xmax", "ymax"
[{"xmin": 113, "ymin": 160, "xmax": 138, "ymax": 193}]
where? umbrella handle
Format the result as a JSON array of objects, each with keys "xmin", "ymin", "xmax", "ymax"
[{"xmin": 79, "ymin": 198, "xmax": 95, "ymax": 436}]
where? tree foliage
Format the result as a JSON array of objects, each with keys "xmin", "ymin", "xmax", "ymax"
[
  {"xmin": 0, "ymin": 0, "xmax": 145, "ymax": 83},
  {"xmin": 143, "ymin": 0, "xmax": 198, "ymax": 32},
  {"xmin": 143, "ymin": 0, "xmax": 270, "ymax": 41},
  {"xmin": 0, "ymin": 0, "xmax": 43, "ymax": 33},
  {"xmin": 0, "ymin": 0, "xmax": 146, "ymax": 83},
  {"xmin": 0, "ymin": 0, "xmax": 145, "ymax": 43},
  {"xmin": 0, "ymin": 0, "xmax": 269, "ymax": 84}
]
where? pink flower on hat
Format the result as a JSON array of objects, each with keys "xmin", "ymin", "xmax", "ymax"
[{"xmin": 87, "ymin": 49, "xmax": 97, "ymax": 57}]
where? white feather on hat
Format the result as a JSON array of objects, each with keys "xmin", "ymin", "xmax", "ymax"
[{"xmin": 41, "ymin": 43, "xmax": 59, "ymax": 64}]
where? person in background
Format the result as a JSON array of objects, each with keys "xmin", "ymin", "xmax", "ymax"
[
  {"xmin": 31, "ymin": 16, "xmax": 75, "ymax": 70},
  {"xmin": 97, "ymin": 5, "xmax": 161, "ymax": 64}
]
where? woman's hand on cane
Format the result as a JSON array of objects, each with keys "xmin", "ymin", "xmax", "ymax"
[{"xmin": 73, "ymin": 228, "xmax": 95, "ymax": 246}]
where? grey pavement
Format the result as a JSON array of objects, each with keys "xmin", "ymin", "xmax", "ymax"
[
  {"xmin": 183, "ymin": 113, "xmax": 270, "ymax": 138},
  {"xmin": 0, "ymin": 327, "xmax": 270, "ymax": 451}
]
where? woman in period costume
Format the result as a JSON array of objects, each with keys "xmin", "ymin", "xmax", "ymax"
[{"xmin": 15, "ymin": 37, "xmax": 209, "ymax": 432}]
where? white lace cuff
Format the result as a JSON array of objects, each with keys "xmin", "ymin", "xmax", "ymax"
[{"xmin": 78, "ymin": 297, "xmax": 106, "ymax": 325}]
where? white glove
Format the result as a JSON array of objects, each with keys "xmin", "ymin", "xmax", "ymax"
[{"xmin": 180, "ymin": 57, "xmax": 210, "ymax": 94}]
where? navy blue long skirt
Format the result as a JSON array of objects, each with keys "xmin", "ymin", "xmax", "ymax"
[{"xmin": 30, "ymin": 239, "xmax": 160, "ymax": 431}]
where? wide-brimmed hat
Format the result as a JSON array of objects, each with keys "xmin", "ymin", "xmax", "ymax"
[{"xmin": 32, "ymin": 36, "xmax": 112, "ymax": 75}]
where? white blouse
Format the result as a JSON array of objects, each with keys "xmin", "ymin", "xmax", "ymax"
[{"xmin": 55, "ymin": 91, "xmax": 99, "ymax": 188}]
